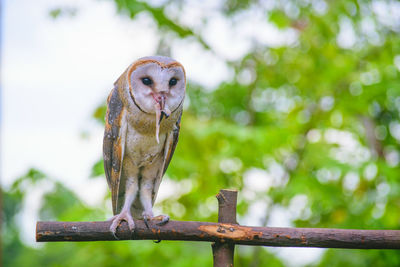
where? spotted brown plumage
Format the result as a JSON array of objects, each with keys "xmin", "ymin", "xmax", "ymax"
[
  {"xmin": 103, "ymin": 86, "xmax": 126, "ymax": 215},
  {"xmin": 103, "ymin": 56, "xmax": 186, "ymax": 237}
]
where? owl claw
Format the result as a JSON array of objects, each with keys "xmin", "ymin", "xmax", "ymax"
[
  {"xmin": 111, "ymin": 231, "xmax": 119, "ymax": 240},
  {"xmin": 141, "ymin": 212, "xmax": 169, "ymax": 227},
  {"xmin": 144, "ymin": 217, "xmax": 150, "ymax": 229},
  {"xmin": 109, "ymin": 210, "xmax": 135, "ymax": 239},
  {"xmin": 142, "ymin": 211, "xmax": 153, "ymax": 229},
  {"xmin": 155, "ymin": 214, "xmax": 170, "ymax": 226}
]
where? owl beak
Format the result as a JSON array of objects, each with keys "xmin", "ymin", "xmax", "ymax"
[
  {"xmin": 153, "ymin": 94, "xmax": 170, "ymax": 123},
  {"xmin": 159, "ymin": 95, "xmax": 168, "ymax": 120},
  {"xmin": 157, "ymin": 94, "xmax": 165, "ymax": 110}
]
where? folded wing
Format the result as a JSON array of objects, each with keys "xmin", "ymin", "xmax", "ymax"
[{"xmin": 103, "ymin": 86, "xmax": 127, "ymax": 215}]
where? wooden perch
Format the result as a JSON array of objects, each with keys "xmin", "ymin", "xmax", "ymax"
[
  {"xmin": 36, "ymin": 220, "xmax": 400, "ymax": 249},
  {"xmin": 36, "ymin": 189, "xmax": 400, "ymax": 267},
  {"xmin": 212, "ymin": 189, "xmax": 237, "ymax": 267}
]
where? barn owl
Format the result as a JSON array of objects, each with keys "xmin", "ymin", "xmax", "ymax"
[{"xmin": 103, "ymin": 56, "xmax": 185, "ymax": 237}]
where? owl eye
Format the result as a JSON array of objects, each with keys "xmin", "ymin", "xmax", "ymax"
[
  {"xmin": 141, "ymin": 77, "xmax": 153, "ymax": 86},
  {"xmin": 169, "ymin": 78, "xmax": 178, "ymax": 86}
]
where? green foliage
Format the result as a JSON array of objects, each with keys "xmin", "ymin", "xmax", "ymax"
[
  {"xmin": 4, "ymin": 0, "xmax": 400, "ymax": 266},
  {"xmin": 114, "ymin": 0, "xmax": 210, "ymax": 49},
  {"xmin": 92, "ymin": 103, "xmax": 107, "ymax": 125},
  {"xmin": 90, "ymin": 158, "xmax": 105, "ymax": 178},
  {"xmin": 269, "ymin": 10, "xmax": 291, "ymax": 29},
  {"xmin": 49, "ymin": 7, "xmax": 77, "ymax": 19}
]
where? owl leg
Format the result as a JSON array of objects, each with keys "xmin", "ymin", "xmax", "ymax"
[
  {"xmin": 140, "ymin": 168, "xmax": 170, "ymax": 228},
  {"xmin": 140, "ymin": 178, "xmax": 155, "ymax": 228},
  {"xmin": 109, "ymin": 178, "xmax": 138, "ymax": 238}
]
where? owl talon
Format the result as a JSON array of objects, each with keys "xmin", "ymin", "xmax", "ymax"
[
  {"xmin": 154, "ymin": 214, "xmax": 170, "ymax": 226},
  {"xmin": 109, "ymin": 210, "xmax": 135, "ymax": 238},
  {"xmin": 144, "ymin": 217, "xmax": 150, "ymax": 229},
  {"xmin": 142, "ymin": 211, "xmax": 153, "ymax": 229},
  {"xmin": 111, "ymin": 231, "xmax": 120, "ymax": 240}
]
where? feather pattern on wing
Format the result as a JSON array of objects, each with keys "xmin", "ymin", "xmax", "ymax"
[
  {"xmin": 103, "ymin": 86, "xmax": 127, "ymax": 215},
  {"xmin": 163, "ymin": 113, "xmax": 182, "ymax": 176}
]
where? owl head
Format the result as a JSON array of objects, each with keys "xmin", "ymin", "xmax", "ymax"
[
  {"xmin": 126, "ymin": 56, "xmax": 186, "ymax": 118},
  {"xmin": 120, "ymin": 56, "xmax": 186, "ymax": 142}
]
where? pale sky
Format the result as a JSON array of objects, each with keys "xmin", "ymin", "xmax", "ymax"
[{"xmin": 1, "ymin": 0, "xmax": 322, "ymax": 265}]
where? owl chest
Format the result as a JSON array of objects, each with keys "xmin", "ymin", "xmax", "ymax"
[
  {"xmin": 124, "ymin": 124, "xmax": 166, "ymax": 167},
  {"xmin": 126, "ymin": 108, "xmax": 177, "ymax": 135}
]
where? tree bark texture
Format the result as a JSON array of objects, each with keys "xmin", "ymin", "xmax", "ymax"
[
  {"xmin": 36, "ymin": 220, "xmax": 400, "ymax": 249},
  {"xmin": 212, "ymin": 189, "xmax": 238, "ymax": 267}
]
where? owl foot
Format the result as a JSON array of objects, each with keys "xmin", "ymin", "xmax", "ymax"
[
  {"xmin": 109, "ymin": 210, "xmax": 135, "ymax": 240},
  {"xmin": 153, "ymin": 214, "xmax": 170, "ymax": 226},
  {"xmin": 142, "ymin": 212, "xmax": 170, "ymax": 228}
]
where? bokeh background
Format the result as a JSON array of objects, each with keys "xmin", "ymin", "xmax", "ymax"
[{"xmin": 2, "ymin": 0, "xmax": 400, "ymax": 266}]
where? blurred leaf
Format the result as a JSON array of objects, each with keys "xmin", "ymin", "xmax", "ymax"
[
  {"xmin": 90, "ymin": 159, "xmax": 105, "ymax": 178},
  {"xmin": 269, "ymin": 9, "xmax": 291, "ymax": 29},
  {"xmin": 49, "ymin": 8, "xmax": 62, "ymax": 19},
  {"xmin": 49, "ymin": 7, "xmax": 77, "ymax": 19},
  {"xmin": 93, "ymin": 103, "xmax": 107, "ymax": 125}
]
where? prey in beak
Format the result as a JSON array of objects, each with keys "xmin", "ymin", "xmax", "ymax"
[{"xmin": 153, "ymin": 94, "xmax": 171, "ymax": 143}]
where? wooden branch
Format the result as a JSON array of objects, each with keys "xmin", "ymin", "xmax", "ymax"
[
  {"xmin": 216, "ymin": 189, "xmax": 238, "ymax": 224},
  {"xmin": 212, "ymin": 189, "xmax": 238, "ymax": 267},
  {"xmin": 36, "ymin": 220, "xmax": 400, "ymax": 249}
]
